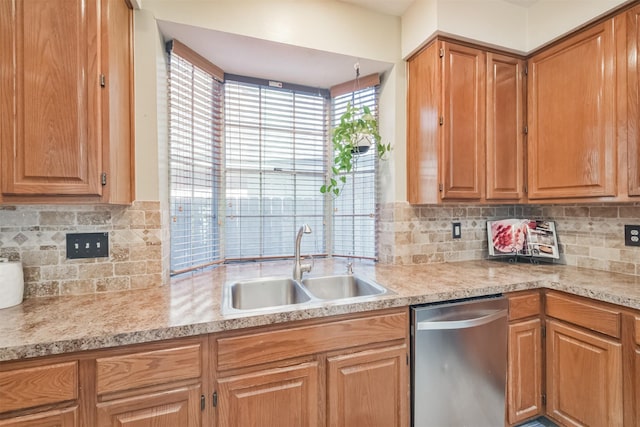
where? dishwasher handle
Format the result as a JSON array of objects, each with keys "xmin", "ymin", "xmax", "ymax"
[{"xmin": 416, "ymin": 308, "xmax": 507, "ymax": 331}]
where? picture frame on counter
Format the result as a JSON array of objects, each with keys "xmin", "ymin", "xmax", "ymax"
[{"xmin": 487, "ymin": 219, "xmax": 560, "ymax": 260}]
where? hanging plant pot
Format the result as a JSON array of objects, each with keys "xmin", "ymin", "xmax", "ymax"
[
  {"xmin": 320, "ymin": 103, "xmax": 391, "ymax": 197},
  {"xmin": 351, "ymin": 133, "xmax": 372, "ymax": 154}
]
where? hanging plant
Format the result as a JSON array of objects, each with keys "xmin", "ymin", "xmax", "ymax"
[{"xmin": 320, "ymin": 102, "xmax": 391, "ymax": 197}]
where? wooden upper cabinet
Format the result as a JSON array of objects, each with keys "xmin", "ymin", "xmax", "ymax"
[
  {"xmin": 486, "ymin": 53, "xmax": 526, "ymax": 201},
  {"xmin": 407, "ymin": 40, "xmax": 526, "ymax": 204},
  {"xmin": 441, "ymin": 42, "xmax": 486, "ymax": 201},
  {"xmin": 627, "ymin": 5, "xmax": 640, "ymax": 197},
  {"xmin": 0, "ymin": 0, "xmax": 133, "ymax": 203},
  {"xmin": 407, "ymin": 41, "xmax": 440, "ymax": 204},
  {"xmin": 527, "ymin": 19, "xmax": 617, "ymax": 200}
]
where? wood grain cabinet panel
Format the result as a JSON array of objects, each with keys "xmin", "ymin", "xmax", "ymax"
[
  {"xmin": 507, "ymin": 319, "xmax": 542, "ymax": 425},
  {"xmin": 216, "ymin": 311, "xmax": 407, "ymax": 371},
  {"xmin": 486, "ymin": 53, "xmax": 526, "ymax": 201},
  {"xmin": 0, "ymin": 361, "xmax": 77, "ymax": 413},
  {"xmin": 96, "ymin": 384, "xmax": 201, "ymax": 427},
  {"xmin": 527, "ymin": 19, "xmax": 618, "ymax": 200},
  {"xmin": 216, "ymin": 362, "xmax": 320, "ymax": 427},
  {"xmin": 96, "ymin": 344, "xmax": 202, "ymax": 395},
  {"xmin": 628, "ymin": 4, "xmax": 640, "ymax": 196},
  {"xmin": 0, "ymin": 0, "xmax": 133, "ymax": 203},
  {"xmin": 326, "ymin": 345, "xmax": 408, "ymax": 427},
  {"xmin": 441, "ymin": 42, "xmax": 486, "ymax": 201},
  {"xmin": 406, "ymin": 40, "xmax": 524, "ymax": 204},
  {"xmin": 546, "ymin": 319, "xmax": 623, "ymax": 427},
  {"xmin": 0, "ymin": 407, "xmax": 78, "ymax": 427},
  {"xmin": 508, "ymin": 291, "xmax": 541, "ymax": 321},
  {"xmin": 636, "ymin": 347, "xmax": 640, "ymax": 427},
  {"xmin": 545, "ymin": 291, "xmax": 621, "ymax": 338}
]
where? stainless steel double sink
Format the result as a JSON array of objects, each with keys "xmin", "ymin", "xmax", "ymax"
[{"xmin": 221, "ymin": 274, "xmax": 389, "ymax": 314}]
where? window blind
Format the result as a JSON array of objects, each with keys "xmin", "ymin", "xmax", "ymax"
[
  {"xmin": 331, "ymin": 86, "xmax": 379, "ymax": 259},
  {"xmin": 168, "ymin": 46, "xmax": 224, "ymax": 274},
  {"xmin": 224, "ymin": 78, "xmax": 328, "ymax": 260}
]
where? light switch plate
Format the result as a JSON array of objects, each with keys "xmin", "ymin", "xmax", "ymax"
[
  {"xmin": 66, "ymin": 232, "xmax": 109, "ymax": 259},
  {"xmin": 452, "ymin": 222, "xmax": 461, "ymax": 239}
]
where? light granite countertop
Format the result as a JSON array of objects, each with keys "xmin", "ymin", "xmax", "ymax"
[{"xmin": 1, "ymin": 258, "xmax": 639, "ymax": 362}]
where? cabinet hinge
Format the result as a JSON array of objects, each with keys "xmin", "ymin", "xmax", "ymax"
[
  {"xmin": 101, "ymin": 172, "xmax": 107, "ymax": 186},
  {"xmin": 100, "ymin": 74, "xmax": 106, "ymax": 88},
  {"xmin": 406, "ymin": 353, "xmax": 409, "ymax": 366},
  {"xmin": 541, "ymin": 393, "xmax": 546, "ymax": 406},
  {"xmin": 212, "ymin": 391, "xmax": 218, "ymax": 408},
  {"xmin": 439, "ymin": 47, "xmax": 444, "ymax": 58},
  {"xmin": 541, "ymin": 325, "xmax": 546, "ymax": 338},
  {"xmin": 439, "ymin": 183, "xmax": 443, "ymax": 192},
  {"xmin": 200, "ymin": 395, "xmax": 206, "ymax": 411},
  {"xmin": 524, "ymin": 64, "xmax": 528, "ymax": 76},
  {"xmin": 524, "ymin": 185, "xmax": 528, "ymax": 194},
  {"xmin": 439, "ymin": 116, "xmax": 443, "ymax": 126},
  {"xmin": 523, "ymin": 125, "xmax": 528, "ymax": 135}
]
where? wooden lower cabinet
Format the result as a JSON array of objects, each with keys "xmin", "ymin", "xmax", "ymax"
[
  {"xmin": 0, "ymin": 407, "xmax": 78, "ymax": 427},
  {"xmin": 635, "ymin": 347, "xmax": 640, "ymax": 427},
  {"xmin": 216, "ymin": 362, "xmax": 320, "ymax": 427},
  {"xmin": 546, "ymin": 319, "xmax": 623, "ymax": 427},
  {"xmin": 507, "ymin": 318, "xmax": 542, "ymax": 425},
  {"xmin": 327, "ymin": 345, "xmax": 408, "ymax": 427},
  {"xmin": 96, "ymin": 384, "xmax": 201, "ymax": 427},
  {"xmin": 213, "ymin": 308, "xmax": 409, "ymax": 427}
]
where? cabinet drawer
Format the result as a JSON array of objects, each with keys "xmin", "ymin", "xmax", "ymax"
[
  {"xmin": 545, "ymin": 291, "xmax": 621, "ymax": 338},
  {"xmin": 508, "ymin": 291, "xmax": 541, "ymax": 321},
  {"xmin": 217, "ymin": 310, "xmax": 407, "ymax": 371},
  {"xmin": 96, "ymin": 344, "xmax": 201, "ymax": 395},
  {"xmin": 0, "ymin": 361, "xmax": 78, "ymax": 413}
]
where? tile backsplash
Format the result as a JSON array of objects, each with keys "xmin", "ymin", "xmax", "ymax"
[
  {"xmin": 3, "ymin": 200, "xmax": 639, "ymax": 298},
  {"xmin": 378, "ymin": 202, "xmax": 640, "ymax": 276},
  {"xmin": 0, "ymin": 201, "xmax": 166, "ymax": 297}
]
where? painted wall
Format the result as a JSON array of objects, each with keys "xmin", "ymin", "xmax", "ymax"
[{"xmin": 401, "ymin": 0, "xmax": 629, "ymax": 58}]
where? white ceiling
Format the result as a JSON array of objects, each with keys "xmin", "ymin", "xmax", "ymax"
[
  {"xmin": 157, "ymin": 20, "xmax": 394, "ymax": 89},
  {"xmin": 157, "ymin": 0, "xmax": 543, "ymax": 89},
  {"xmin": 339, "ymin": 0, "xmax": 415, "ymax": 16}
]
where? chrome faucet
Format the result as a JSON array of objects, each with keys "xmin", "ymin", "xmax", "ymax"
[{"xmin": 293, "ymin": 224, "xmax": 312, "ymax": 281}]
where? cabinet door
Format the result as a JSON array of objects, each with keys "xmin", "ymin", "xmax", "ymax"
[
  {"xmin": 0, "ymin": 407, "xmax": 77, "ymax": 427},
  {"xmin": 216, "ymin": 362, "xmax": 320, "ymax": 427},
  {"xmin": 546, "ymin": 319, "xmax": 623, "ymax": 427},
  {"xmin": 507, "ymin": 319, "xmax": 542, "ymax": 425},
  {"xmin": 628, "ymin": 5, "xmax": 640, "ymax": 196},
  {"xmin": 441, "ymin": 42, "xmax": 485, "ymax": 200},
  {"xmin": 0, "ymin": 0, "xmax": 102, "ymax": 196},
  {"xmin": 96, "ymin": 384, "xmax": 201, "ymax": 427},
  {"xmin": 486, "ymin": 53, "xmax": 525, "ymax": 201},
  {"xmin": 327, "ymin": 345, "xmax": 408, "ymax": 427},
  {"xmin": 406, "ymin": 42, "xmax": 440, "ymax": 204},
  {"xmin": 527, "ymin": 20, "xmax": 617, "ymax": 199}
]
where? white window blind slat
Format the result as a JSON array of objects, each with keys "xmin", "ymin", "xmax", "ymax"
[
  {"xmin": 169, "ymin": 53, "xmax": 224, "ymax": 273},
  {"xmin": 224, "ymin": 79, "xmax": 327, "ymax": 260},
  {"xmin": 331, "ymin": 86, "xmax": 379, "ymax": 259}
]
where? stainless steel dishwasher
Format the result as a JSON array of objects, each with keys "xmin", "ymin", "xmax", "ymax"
[{"xmin": 411, "ymin": 296, "xmax": 508, "ymax": 427}]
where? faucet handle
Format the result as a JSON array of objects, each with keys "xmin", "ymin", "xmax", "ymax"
[
  {"xmin": 346, "ymin": 262, "xmax": 353, "ymax": 275},
  {"xmin": 303, "ymin": 254, "xmax": 314, "ymax": 273}
]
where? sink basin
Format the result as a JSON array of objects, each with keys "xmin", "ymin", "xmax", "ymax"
[
  {"xmin": 301, "ymin": 274, "xmax": 388, "ymax": 300},
  {"xmin": 224, "ymin": 277, "xmax": 313, "ymax": 311}
]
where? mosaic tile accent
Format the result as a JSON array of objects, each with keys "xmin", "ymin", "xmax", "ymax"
[
  {"xmin": 378, "ymin": 202, "xmax": 640, "ymax": 276},
  {"xmin": 0, "ymin": 201, "xmax": 166, "ymax": 297}
]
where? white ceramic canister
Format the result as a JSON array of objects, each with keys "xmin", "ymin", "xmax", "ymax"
[{"xmin": 0, "ymin": 258, "xmax": 24, "ymax": 309}]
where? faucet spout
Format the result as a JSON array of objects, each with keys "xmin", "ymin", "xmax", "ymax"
[{"xmin": 293, "ymin": 224, "xmax": 312, "ymax": 281}]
